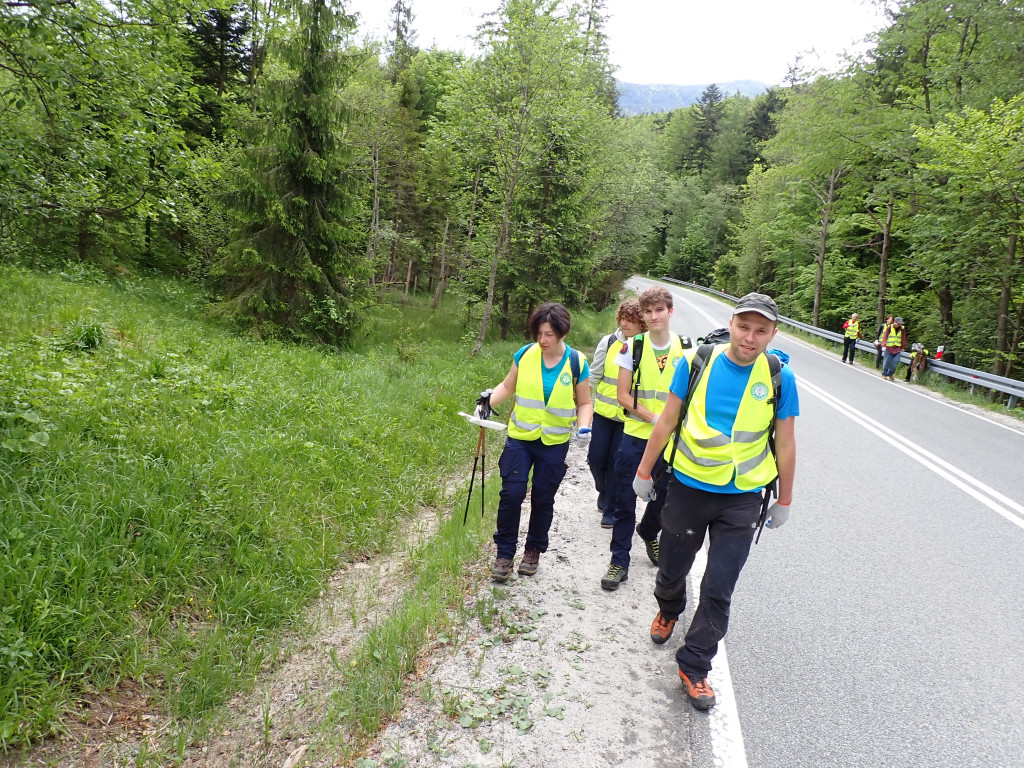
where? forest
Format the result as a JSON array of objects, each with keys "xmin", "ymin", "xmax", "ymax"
[{"xmin": 1, "ymin": 0, "xmax": 1022, "ymax": 377}]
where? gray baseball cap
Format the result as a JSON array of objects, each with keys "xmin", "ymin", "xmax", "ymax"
[
  {"xmin": 733, "ymin": 292, "xmax": 779, "ymax": 322},
  {"xmin": 894, "ymin": 316, "xmax": 904, "ymax": 325}
]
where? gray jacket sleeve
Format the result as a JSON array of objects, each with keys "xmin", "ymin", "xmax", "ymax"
[{"xmin": 590, "ymin": 334, "xmax": 612, "ymax": 394}]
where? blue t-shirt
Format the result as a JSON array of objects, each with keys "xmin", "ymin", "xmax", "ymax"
[
  {"xmin": 514, "ymin": 344, "xmax": 591, "ymax": 403},
  {"xmin": 668, "ymin": 350, "xmax": 799, "ymax": 493}
]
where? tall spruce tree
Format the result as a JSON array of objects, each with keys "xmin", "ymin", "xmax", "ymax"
[
  {"xmin": 387, "ymin": 0, "xmax": 417, "ymax": 83},
  {"xmin": 183, "ymin": 6, "xmax": 252, "ymax": 141},
  {"xmin": 691, "ymin": 83, "xmax": 725, "ymax": 176},
  {"xmin": 213, "ymin": 0, "xmax": 367, "ymax": 344},
  {"xmin": 579, "ymin": 0, "xmax": 619, "ymax": 114}
]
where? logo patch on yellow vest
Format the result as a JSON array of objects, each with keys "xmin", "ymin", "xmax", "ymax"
[
  {"xmin": 560, "ymin": 371, "xmax": 571, "ymax": 386},
  {"xmin": 750, "ymin": 382, "xmax": 769, "ymax": 401}
]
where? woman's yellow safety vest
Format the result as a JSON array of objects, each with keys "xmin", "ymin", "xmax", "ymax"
[
  {"xmin": 623, "ymin": 333, "xmax": 685, "ymax": 441},
  {"xmin": 508, "ymin": 343, "xmax": 578, "ymax": 445},
  {"xmin": 593, "ymin": 334, "xmax": 624, "ymax": 422},
  {"xmin": 844, "ymin": 320, "xmax": 860, "ymax": 339},
  {"xmin": 664, "ymin": 345, "xmax": 778, "ymax": 490},
  {"xmin": 884, "ymin": 325, "xmax": 902, "ymax": 348}
]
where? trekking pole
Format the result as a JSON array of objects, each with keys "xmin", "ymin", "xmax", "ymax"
[
  {"xmin": 480, "ymin": 425, "xmax": 486, "ymax": 519},
  {"xmin": 458, "ymin": 401, "xmax": 506, "ymax": 525},
  {"xmin": 464, "ymin": 427, "xmax": 485, "ymax": 525}
]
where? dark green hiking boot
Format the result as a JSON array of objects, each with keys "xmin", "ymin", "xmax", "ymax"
[{"xmin": 600, "ymin": 563, "xmax": 628, "ymax": 591}]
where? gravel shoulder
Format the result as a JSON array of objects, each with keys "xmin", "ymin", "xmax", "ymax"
[{"xmin": 361, "ymin": 442, "xmax": 694, "ymax": 768}]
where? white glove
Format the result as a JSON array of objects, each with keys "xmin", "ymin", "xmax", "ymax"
[
  {"xmin": 765, "ymin": 502, "xmax": 790, "ymax": 529},
  {"xmin": 632, "ymin": 472, "xmax": 654, "ymax": 501},
  {"xmin": 650, "ymin": 413, "xmax": 659, "ymax": 426},
  {"xmin": 473, "ymin": 388, "xmax": 494, "ymax": 420},
  {"xmin": 576, "ymin": 426, "xmax": 592, "ymax": 448}
]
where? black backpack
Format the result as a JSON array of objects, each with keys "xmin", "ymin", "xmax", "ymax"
[
  {"xmin": 657, "ymin": 331, "xmax": 784, "ymax": 542},
  {"xmin": 696, "ymin": 327, "xmax": 731, "ymax": 346}
]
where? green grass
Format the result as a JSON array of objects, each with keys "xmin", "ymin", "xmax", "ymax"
[
  {"xmin": 323, "ymin": 501, "xmax": 493, "ymax": 761},
  {"xmin": 0, "ymin": 266, "xmax": 533, "ymax": 750}
]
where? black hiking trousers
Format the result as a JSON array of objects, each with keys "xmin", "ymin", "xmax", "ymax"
[{"xmin": 655, "ymin": 477, "xmax": 761, "ymax": 679}]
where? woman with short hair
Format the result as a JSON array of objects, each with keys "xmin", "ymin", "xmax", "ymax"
[{"xmin": 474, "ymin": 303, "xmax": 593, "ymax": 582}]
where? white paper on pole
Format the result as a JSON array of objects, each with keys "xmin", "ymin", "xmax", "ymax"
[{"xmin": 457, "ymin": 412, "xmax": 507, "ymax": 431}]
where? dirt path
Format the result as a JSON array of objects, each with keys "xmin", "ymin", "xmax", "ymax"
[{"xmin": 360, "ymin": 442, "xmax": 694, "ymax": 768}]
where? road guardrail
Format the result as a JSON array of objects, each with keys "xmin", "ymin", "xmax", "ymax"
[{"xmin": 655, "ymin": 277, "xmax": 1024, "ymax": 410}]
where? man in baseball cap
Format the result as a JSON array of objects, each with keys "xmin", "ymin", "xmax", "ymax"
[
  {"xmin": 631, "ymin": 288, "xmax": 799, "ymax": 711},
  {"xmin": 732, "ymin": 292, "xmax": 779, "ymax": 322}
]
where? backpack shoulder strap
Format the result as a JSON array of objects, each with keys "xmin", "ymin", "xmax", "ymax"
[
  {"xmin": 765, "ymin": 351, "xmax": 783, "ymax": 449},
  {"xmin": 658, "ymin": 343, "xmax": 715, "ymax": 481},
  {"xmin": 630, "ymin": 333, "xmax": 646, "ymax": 410},
  {"xmin": 766, "ymin": 353, "xmax": 782, "ymax": 398},
  {"xmin": 755, "ymin": 351, "xmax": 784, "ymax": 544},
  {"xmin": 682, "ymin": 343, "xmax": 715, "ymax": 419},
  {"xmin": 570, "ymin": 348, "xmax": 581, "ymax": 386},
  {"xmin": 631, "ymin": 333, "xmax": 645, "ymax": 370}
]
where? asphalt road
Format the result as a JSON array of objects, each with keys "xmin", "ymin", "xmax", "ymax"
[{"xmin": 630, "ymin": 278, "xmax": 1024, "ymax": 768}]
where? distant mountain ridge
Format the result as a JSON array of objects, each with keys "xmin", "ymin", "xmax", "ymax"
[{"xmin": 616, "ymin": 80, "xmax": 770, "ymax": 116}]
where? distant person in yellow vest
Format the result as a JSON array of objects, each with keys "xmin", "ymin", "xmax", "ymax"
[
  {"xmin": 878, "ymin": 316, "xmax": 907, "ymax": 381},
  {"xmin": 632, "ymin": 292, "xmax": 799, "ymax": 711},
  {"xmin": 474, "ymin": 303, "xmax": 593, "ymax": 583},
  {"xmin": 841, "ymin": 312, "xmax": 860, "ymax": 364},
  {"xmin": 873, "ymin": 315, "xmax": 893, "ymax": 369},
  {"xmin": 588, "ymin": 299, "xmax": 646, "ymax": 529},
  {"xmin": 601, "ymin": 285, "xmax": 688, "ymax": 591}
]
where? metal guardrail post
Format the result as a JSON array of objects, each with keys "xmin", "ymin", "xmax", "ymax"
[{"xmin": 653, "ymin": 276, "xmax": 1024, "ymax": 409}]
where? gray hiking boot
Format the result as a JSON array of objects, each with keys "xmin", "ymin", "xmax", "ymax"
[
  {"xmin": 518, "ymin": 549, "xmax": 540, "ymax": 576},
  {"xmin": 643, "ymin": 536, "xmax": 660, "ymax": 566},
  {"xmin": 601, "ymin": 563, "xmax": 628, "ymax": 591},
  {"xmin": 491, "ymin": 557, "xmax": 513, "ymax": 583}
]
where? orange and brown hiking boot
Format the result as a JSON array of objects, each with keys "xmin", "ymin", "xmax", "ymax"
[
  {"xmin": 650, "ymin": 612, "xmax": 676, "ymax": 644},
  {"xmin": 679, "ymin": 671, "xmax": 716, "ymax": 710}
]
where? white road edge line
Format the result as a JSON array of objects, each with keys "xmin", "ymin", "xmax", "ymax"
[
  {"xmin": 690, "ymin": 546, "xmax": 749, "ymax": 768},
  {"xmin": 642, "ymin": 281, "xmax": 749, "ymax": 768},
  {"xmin": 800, "ymin": 376, "xmax": 1024, "ymax": 531}
]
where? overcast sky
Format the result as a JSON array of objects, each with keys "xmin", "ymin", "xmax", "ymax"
[{"xmin": 344, "ymin": 0, "xmax": 888, "ymax": 86}]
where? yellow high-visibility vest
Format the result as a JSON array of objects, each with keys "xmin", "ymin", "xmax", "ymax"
[
  {"xmin": 623, "ymin": 333, "xmax": 685, "ymax": 440},
  {"xmin": 593, "ymin": 334, "xmax": 624, "ymax": 422},
  {"xmin": 664, "ymin": 345, "xmax": 778, "ymax": 490},
  {"xmin": 508, "ymin": 343, "xmax": 578, "ymax": 445},
  {"xmin": 884, "ymin": 325, "xmax": 902, "ymax": 347},
  {"xmin": 845, "ymin": 320, "xmax": 860, "ymax": 339}
]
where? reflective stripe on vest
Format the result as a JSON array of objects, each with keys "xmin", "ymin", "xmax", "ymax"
[
  {"xmin": 593, "ymin": 334, "xmax": 623, "ymax": 422},
  {"xmin": 623, "ymin": 333, "xmax": 686, "ymax": 441},
  {"xmin": 508, "ymin": 343, "xmax": 578, "ymax": 445},
  {"xmin": 845, "ymin": 320, "xmax": 860, "ymax": 339},
  {"xmin": 664, "ymin": 345, "xmax": 778, "ymax": 490}
]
